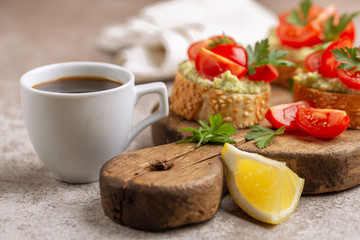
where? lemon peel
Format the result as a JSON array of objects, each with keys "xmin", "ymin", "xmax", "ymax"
[{"xmin": 221, "ymin": 143, "xmax": 304, "ymax": 224}]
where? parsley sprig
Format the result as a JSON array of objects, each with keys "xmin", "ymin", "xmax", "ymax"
[
  {"xmin": 177, "ymin": 114, "xmax": 236, "ymax": 148},
  {"xmin": 209, "ymin": 35, "xmax": 233, "ymax": 49},
  {"xmin": 246, "ymin": 39, "xmax": 296, "ymax": 75},
  {"xmin": 287, "ymin": 0, "xmax": 311, "ymax": 26},
  {"xmin": 332, "ymin": 47, "xmax": 360, "ymax": 72},
  {"xmin": 324, "ymin": 12, "xmax": 360, "ymax": 41},
  {"xmin": 244, "ymin": 125, "xmax": 286, "ymax": 149}
]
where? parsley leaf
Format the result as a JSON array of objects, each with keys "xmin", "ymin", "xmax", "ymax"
[
  {"xmin": 208, "ymin": 34, "xmax": 233, "ymax": 49},
  {"xmin": 324, "ymin": 12, "xmax": 360, "ymax": 41},
  {"xmin": 246, "ymin": 39, "xmax": 296, "ymax": 75},
  {"xmin": 287, "ymin": 0, "xmax": 312, "ymax": 26},
  {"xmin": 244, "ymin": 125, "xmax": 286, "ymax": 149},
  {"xmin": 332, "ymin": 47, "xmax": 360, "ymax": 72},
  {"xmin": 177, "ymin": 114, "xmax": 236, "ymax": 148}
]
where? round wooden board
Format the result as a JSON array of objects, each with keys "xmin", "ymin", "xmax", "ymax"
[
  {"xmin": 152, "ymin": 85, "xmax": 360, "ymax": 194},
  {"xmin": 99, "ymin": 143, "xmax": 225, "ymax": 230}
]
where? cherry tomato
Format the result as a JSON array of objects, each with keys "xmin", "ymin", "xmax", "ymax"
[
  {"xmin": 247, "ymin": 64, "xmax": 279, "ymax": 82},
  {"xmin": 211, "ymin": 44, "xmax": 248, "ymax": 68},
  {"xmin": 296, "ymin": 107, "xmax": 350, "ymax": 139},
  {"xmin": 337, "ymin": 69, "xmax": 360, "ymax": 90},
  {"xmin": 276, "ymin": 23, "xmax": 322, "ymax": 48},
  {"xmin": 195, "ymin": 47, "xmax": 247, "ymax": 79},
  {"xmin": 306, "ymin": 5, "xmax": 327, "ymax": 22},
  {"xmin": 318, "ymin": 37, "xmax": 353, "ymax": 78},
  {"xmin": 308, "ymin": 4, "xmax": 339, "ymax": 35},
  {"xmin": 187, "ymin": 36, "xmax": 236, "ymax": 61},
  {"xmin": 265, "ymin": 101, "xmax": 315, "ymax": 131},
  {"xmin": 339, "ymin": 21, "xmax": 356, "ymax": 43},
  {"xmin": 305, "ymin": 50, "xmax": 323, "ymax": 72},
  {"xmin": 278, "ymin": 5, "xmax": 323, "ymax": 24}
]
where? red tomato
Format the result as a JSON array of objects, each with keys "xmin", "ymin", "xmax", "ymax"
[
  {"xmin": 211, "ymin": 44, "xmax": 248, "ymax": 68},
  {"xmin": 187, "ymin": 36, "xmax": 236, "ymax": 61},
  {"xmin": 248, "ymin": 64, "xmax": 279, "ymax": 82},
  {"xmin": 318, "ymin": 37, "xmax": 353, "ymax": 78},
  {"xmin": 306, "ymin": 5, "xmax": 326, "ymax": 22},
  {"xmin": 195, "ymin": 48, "xmax": 247, "ymax": 79},
  {"xmin": 296, "ymin": 107, "xmax": 350, "ymax": 139},
  {"xmin": 265, "ymin": 101, "xmax": 315, "ymax": 131},
  {"xmin": 305, "ymin": 50, "xmax": 323, "ymax": 72},
  {"xmin": 278, "ymin": 5, "xmax": 323, "ymax": 24},
  {"xmin": 339, "ymin": 21, "xmax": 356, "ymax": 43},
  {"xmin": 308, "ymin": 4, "xmax": 339, "ymax": 35},
  {"xmin": 337, "ymin": 69, "xmax": 360, "ymax": 90},
  {"xmin": 276, "ymin": 23, "xmax": 322, "ymax": 48}
]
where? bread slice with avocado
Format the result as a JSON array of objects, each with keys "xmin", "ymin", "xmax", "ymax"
[
  {"xmin": 292, "ymin": 39, "xmax": 360, "ymax": 129},
  {"xmin": 170, "ymin": 36, "xmax": 293, "ymax": 128},
  {"xmin": 293, "ymin": 71, "xmax": 360, "ymax": 129},
  {"xmin": 171, "ymin": 70, "xmax": 271, "ymax": 129}
]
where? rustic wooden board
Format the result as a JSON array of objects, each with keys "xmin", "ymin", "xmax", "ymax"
[
  {"xmin": 151, "ymin": 85, "xmax": 360, "ymax": 194},
  {"xmin": 99, "ymin": 143, "xmax": 225, "ymax": 230},
  {"xmin": 99, "ymin": 85, "xmax": 360, "ymax": 231}
]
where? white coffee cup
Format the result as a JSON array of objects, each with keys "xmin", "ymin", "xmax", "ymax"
[{"xmin": 20, "ymin": 62, "xmax": 169, "ymax": 183}]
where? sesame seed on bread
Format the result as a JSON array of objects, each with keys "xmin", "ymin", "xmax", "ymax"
[{"xmin": 170, "ymin": 71, "xmax": 271, "ymax": 129}]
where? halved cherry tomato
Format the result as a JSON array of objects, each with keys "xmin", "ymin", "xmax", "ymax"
[
  {"xmin": 195, "ymin": 47, "xmax": 247, "ymax": 79},
  {"xmin": 211, "ymin": 44, "xmax": 247, "ymax": 68},
  {"xmin": 308, "ymin": 4, "xmax": 339, "ymax": 36},
  {"xmin": 305, "ymin": 50, "xmax": 323, "ymax": 72},
  {"xmin": 248, "ymin": 64, "xmax": 279, "ymax": 82},
  {"xmin": 318, "ymin": 37, "xmax": 353, "ymax": 78},
  {"xmin": 265, "ymin": 101, "xmax": 315, "ymax": 131},
  {"xmin": 339, "ymin": 21, "xmax": 356, "ymax": 43},
  {"xmin": 187, "ymin": 36, "xmax": 236, "ymax": 61},
  {"xmin": 295, "ymin": 107, "xmax": 350, "ymax": 139},
  {"xmin": 337, "ymin": 68, "xmax": 360, "ymax": 90},
  {"xmin": 278, "ymin": 5, "xmax": 323, "ymax": 24},
  {"xmin": 276, "ymin": 23, "xmax": 322, "ymax": 48}
]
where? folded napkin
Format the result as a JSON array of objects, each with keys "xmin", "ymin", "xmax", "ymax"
[{"xmin": 97, "ymin": 0, "xmax": 278, "ymax": 83}]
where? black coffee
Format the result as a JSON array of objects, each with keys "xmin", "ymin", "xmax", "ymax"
[{"xmin": 33, "ymin": 76, "xmax": 122, "ymax": 93}]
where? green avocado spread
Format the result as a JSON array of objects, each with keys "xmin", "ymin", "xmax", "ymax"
[
  {"xmin": 294, "ymin": 70, "xmax": 360, "ymax": 95},
  {"xmin": 178, "ymin": 61, "xmax": 268, "ymax": 94}
]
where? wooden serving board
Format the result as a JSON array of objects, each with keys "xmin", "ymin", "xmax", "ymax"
[
  {"xmin": 151, "ymin": 85, "xmax": 360, "ymax": 194},
  {"xmin": 99, "ymin": 85, "xmax": 360, "ymax": 230}
]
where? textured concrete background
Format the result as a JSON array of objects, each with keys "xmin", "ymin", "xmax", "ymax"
[{"xmin": 1, "ymin": 0, "xmax": 360, "ymax": 239}]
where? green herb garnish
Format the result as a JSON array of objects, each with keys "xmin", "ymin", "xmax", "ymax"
[
  {"xmin": 208, "ymin": 34, "xmax": 233, "ymax": 49},
  {"xmin": 287, "ymin": 0, "xmax": 312, "ymax": 26},
  {"xmin": 324, "ymin": 12, "xmax": 359, "ymax": 42},
  {"xmin": 332, "ymin": 47, "xmax": 360, "ymax": 72},
  {"xmin": 177, "ymin": 114, "xmax": 236, "ymax": 148},
  {"xmin": 246, "ymin": 39, "xmax": 296, "ymax": 75},
  {"xmin": 244, "ymin": 125, "xmax": 286, "ymax": 149}
]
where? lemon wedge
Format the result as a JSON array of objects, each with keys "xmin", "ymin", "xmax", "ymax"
[{"xmin": 221, "ymin": 143, "xmax": 304, "ymax": 224}]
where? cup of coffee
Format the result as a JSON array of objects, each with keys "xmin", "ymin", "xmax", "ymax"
[{"xmin": 20, "ymin": 62, "xmax": 169, "ymax": 183}]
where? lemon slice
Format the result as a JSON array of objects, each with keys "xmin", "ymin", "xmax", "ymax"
[{"xmin": 221, "ymin": 143, "xmax": 304, "ymax": 224}]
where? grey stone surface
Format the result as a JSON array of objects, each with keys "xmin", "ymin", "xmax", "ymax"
[{"xmin": 1, "ymin": 0, "xmax": 360, "ymax": 239}]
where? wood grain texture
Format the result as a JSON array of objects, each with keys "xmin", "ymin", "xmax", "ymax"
[
  {"xmin": 151, "ymin": 98, "xmax": 360, "ymax": 194},
  {"xmin": 100, "ymin": 85, "xmax": 360, "ymax": 231},
  {"xmin": 100, "ymin": 143, "xmax": 225, "ymax": 230}
]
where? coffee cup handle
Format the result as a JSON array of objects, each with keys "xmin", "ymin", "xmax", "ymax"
[{"xmin": 127, "ymin": 82, "xmax": 169, "ymax": 146}]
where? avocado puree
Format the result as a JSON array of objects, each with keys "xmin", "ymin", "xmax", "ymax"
[{"xmin": 178, "ymin": 61, "xmax": 267, "ymax": 94}]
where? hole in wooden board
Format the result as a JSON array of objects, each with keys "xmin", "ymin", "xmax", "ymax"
[{"xmin": 147, "ymin": 159, "xmax": 174, "ymax": 171}]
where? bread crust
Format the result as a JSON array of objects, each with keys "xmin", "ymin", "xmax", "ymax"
[
  {"xmin": 273, "ymin": 65, "xmax": 298, "ymax": 89},
  {"xmin": 293, "ymin": 82, "xmax": 360, "ymax": 129},
  {"xmin": 170, "ymin": 71, "xmax": 271, "ymax": 129}
]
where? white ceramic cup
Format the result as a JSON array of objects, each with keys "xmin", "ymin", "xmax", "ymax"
[{"xmin": 20, "ymin": 62, "xmax": 169, "ymax": 183}]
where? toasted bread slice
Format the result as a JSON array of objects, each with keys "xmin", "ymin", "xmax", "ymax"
[
  {"xmin": 170, "ymin": 71, "xmax": 271, "ymax": 129},
  {"xmin": 293, "ymin": 82, "xmax": 360, "ymax": 129}
]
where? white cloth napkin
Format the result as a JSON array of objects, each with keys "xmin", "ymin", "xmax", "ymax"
[{"xmin": 97, "ymin": 0, "xmax": 278, "ymax": 83}]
